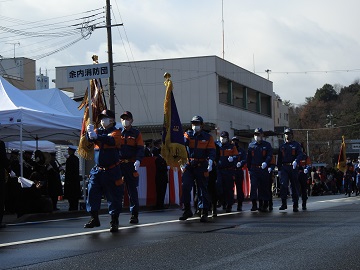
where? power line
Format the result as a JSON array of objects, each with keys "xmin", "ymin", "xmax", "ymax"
[{"xmin": 293, "ymin": 121, "xmax": 360, "ymax": 132}]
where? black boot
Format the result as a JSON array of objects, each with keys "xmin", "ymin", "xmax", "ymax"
[
  {"xmin": 269, "ymin": 200, "xmax": 273, "ymax": 211},
  {"xmin": 293, "ymin": 202, "xmax": 299, "ymax": 212},
  {"xmin": 212, "ymin": 205, "xmax": 217, "ymax": 217},
  {"xmin": 279, "ymin": 199, "xmax": 287, "ymax": 210},
  {"xmin": 237, "ymin": 201, "xmax": 243, "ymax": 211},
  {"xmin": 200, "ymin": 208, "xmax": 208, "ymax": 222},
  {"xmin": 302, "ymin": 201, "xmax": 307, "ymax": 210},
  {"xmin": 226, "ymin": 205, "xmax": 232, "ymax": 213},
  {"xmin": 129, "ymin": 212, "xmax": 139, "ymax": 224},
  {"xmin": 84, "ymin": 211, "xmax": 100, "ymax": 228},
  {"xmin": 110, "ymin": 214, "xmax": 119, "ymax": 232},
  {"xmin": 251, "ymin": 200, "xmax": 258, "ymax": 211},
  {"xmin": 179, "ymin": 203, "xmax": 193, "ymax": 220},
  {"xmin": 259, "ymin": 201, "xmax": 269, "ymax": 212}
]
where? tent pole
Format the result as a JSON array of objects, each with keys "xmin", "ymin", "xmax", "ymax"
[{"xmin": 20, "ymin": 122, "xmax": 23, "ymax": 177}]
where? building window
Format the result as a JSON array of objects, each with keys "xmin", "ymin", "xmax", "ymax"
[{"xmin": 218, "ymin": 75, "xmax": 271, "ymax": 117}]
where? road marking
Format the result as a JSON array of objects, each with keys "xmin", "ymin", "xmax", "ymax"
[{"xmin": 0, "ymin": 212, "xmax": 239, "ymax": 248}]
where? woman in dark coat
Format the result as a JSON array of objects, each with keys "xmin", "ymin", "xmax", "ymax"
[{"xmin": 64, "ymin": 146, "xmax": 80, "ymax": 211}]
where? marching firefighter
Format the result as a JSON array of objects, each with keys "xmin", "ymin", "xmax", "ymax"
[
  {"xmin": 179, "ymin": 115, "xmax": 216, "ymax": 222},
  {"xmin": 247, "ymin": 128, "xmax": 273, "ymax": 212},
  {"xmin": 119, "ymin": 111, "xmax": 145, "ymax": 224},
  {"xmin": 85, "ymin": 109, "xmax": 123, "ymax": 232},
  {"xmin": 277, "ymin": 128, "xmax": 304, "ymax": 212}
]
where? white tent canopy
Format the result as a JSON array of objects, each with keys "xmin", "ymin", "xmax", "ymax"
[
  {"xmin": 0, "ymin": 76, "xmax": 83, "ymax": 142},
  {"xmin": 23, "ymin": 88, "xmax": 83, "ymax": 118},
  {"xmin": 5, "ymin": 140, "xmax": 56, "ymax": 152}
]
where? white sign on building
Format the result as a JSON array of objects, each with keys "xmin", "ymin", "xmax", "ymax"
[{"xmin": 66, "ymin": 63, "xmax": 110, "ymax": 82}]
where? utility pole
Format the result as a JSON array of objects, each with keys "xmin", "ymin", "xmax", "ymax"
[
  {"xmin": 95, "ymin": 1, "xmax": 123, "ymax": 111},
  {"xmin": 221, "ymin": 0, "xmax": 225, "ymax": 59},
  {"xmin": 106, "ymin": 0, "xmax": 115, "ymax": 111}
]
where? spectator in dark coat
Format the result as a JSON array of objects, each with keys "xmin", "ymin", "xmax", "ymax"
[
  {"xmin": 152, "ymin": 139, "xmax": 169, "ymax": 209},
  {"xmin": 0, "ymin": 140, "xmax": 9, "ymax": 228},
  {"xmin": 46, "ymin": 152, "xmax": 63, "ymax": 211},
  {"xmin": 64, "ymin": 146, "xmax": 80, "ymax": 211}
]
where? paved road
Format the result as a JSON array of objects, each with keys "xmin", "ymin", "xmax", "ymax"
[{"xmin": 1, "ymin": 194, "xmax": 360, "ymax": 270}]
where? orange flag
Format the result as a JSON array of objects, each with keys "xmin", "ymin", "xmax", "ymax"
[
  {"xmin": 337, "ymin": 136, "xmax": 347, "ymax": 173},
  {"xmin": 78, "ymin": 79, "xmax": 106, "ymax": 160}
]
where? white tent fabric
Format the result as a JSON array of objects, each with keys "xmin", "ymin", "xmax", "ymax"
[
  {"xmin": 22, "ymin": 88, "xmax": 83, "ymax": 118},
  {"xmin": 0, "ymin": 76, "xmax": 82, "ymax": 142},
  {"xmin": 5, "ymin": 140, "xmax": 56, "ymax": 152}
]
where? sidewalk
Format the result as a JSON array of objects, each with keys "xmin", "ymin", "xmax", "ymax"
[{"xmin": 3, "ymin": 199, "xmax": 115, "ymax": 225}]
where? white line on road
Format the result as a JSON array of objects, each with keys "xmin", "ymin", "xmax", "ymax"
[{"xmin": 0, "ymin": 212, "xmax": 239, "ymax": 248}]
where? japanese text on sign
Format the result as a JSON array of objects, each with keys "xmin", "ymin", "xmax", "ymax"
[{"xmin": 67, "ymin": 63, "xmax": 110, "ymax": 82}]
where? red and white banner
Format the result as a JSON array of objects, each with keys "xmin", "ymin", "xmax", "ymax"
[{"xmin": 124, "ymin": 157, "xmax": 251, "ymax": 207}]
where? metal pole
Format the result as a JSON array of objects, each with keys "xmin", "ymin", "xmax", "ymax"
[
  {"xmin": 307, "ymin": 130, "xmax": 310, "ymax": 156},
  {"xmin": 106, "ymin": 0, "xmax": 115, "ymax": 111}
]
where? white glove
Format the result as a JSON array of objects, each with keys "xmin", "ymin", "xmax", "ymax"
[
  {"xmin": 207, "ymin": 159, "xmax": 213, "ymax": 172},
  {"xmin": 88, "ymin": 130, "xmax": 97, "ymax": 140},
  {"xmin": 228, "ymin": 156, "xmax": 234, "ymax": 162},
  {"xmin": 261, "ymin": 162, "xmax": 267, "ymax": 169},
  {"xmin": 134, "ymin": 160, "xmax": 140, "ymax": 171},
  {"xmin": 9, "ymin": 170, "xmax": 16, "ymax": 178},
  {"xmin": 167, "ymin": 166, "xmax": 171, "ymax": 170},
  {"xmin": 304, "ymin": 168, "xmax": 308, "ymax": 174},
  {"xmin": 268, "ymin": 167, "xmax": 272, "ymax": 173},
  {"xmin": 292, "ymin": 160, "xmax": 297, "ymax": 169},
  {"xmin": 86, "ymin": 124, "xmax": 94, "ymax": 133},
  {"xmin": 236, "ymin": 162, "xmax": 241, "ymax": 168},
  {"xmin": 180, "ymin": 164, "xmax": 186, "ymax": 173},
  {"xmin": 277, "ymin": 171, "xmax": 281, "ymax": 179}
]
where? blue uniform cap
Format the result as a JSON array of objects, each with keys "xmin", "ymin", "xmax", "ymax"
[
  {"xmin": 254, "ymin": 128, "xmax": 263, "ymax": 134},
  {"xmin": 220, "ymin": 131, "xmax": 229, "ymax": 138},
  {"xmin": 191, "ymin": 115, "xmax": 203, "ymax": 124}
]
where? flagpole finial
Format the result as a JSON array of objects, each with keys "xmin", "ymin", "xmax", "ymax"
[
  {"xmin": 92, "ymin": 55, "xmax": 99, "ymax": 64},
  {"xmin": 164, "ymin": 72, "xmax": 171, "ymax": 78}
]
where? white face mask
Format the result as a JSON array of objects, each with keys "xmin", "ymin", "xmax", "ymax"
[
  {"xmin": 121, "ymin": 119, "xmax": 131, "ymax": 128},
  {"xmin": 101, "ymin": 118, "xmax": 111, "ymax": 128},
  {"xmin": 285, "ymin": 134, "xmax": 293, "ymax": 142},
  {"xmin": 192, "ymin": 125, "xmax": 201, "ymax": 133},
  {"xmin": 254, "ymin": 135, "xmax": 261, "ymax": 142},
  {"xmin": 220, "ymin": 137, "xmax": 228, "ymax": 144}
]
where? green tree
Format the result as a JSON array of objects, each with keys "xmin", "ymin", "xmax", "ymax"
[{"xmin": 314, "ymin": 84, "xmax": 338, "ymax": 102}]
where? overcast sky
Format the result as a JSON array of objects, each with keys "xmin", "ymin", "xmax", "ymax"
[{"xmin": 1, "ymin": 0, "xmax": 360, "ymax": 105}]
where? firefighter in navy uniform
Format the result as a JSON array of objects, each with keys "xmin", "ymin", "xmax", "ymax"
[
  {"xmin": 277, "ymin": 128, "xmax": 304, "ymax": 212},
  {"xmin": 247, "ymin": 128, "xmax": 273, "ymax": 212},
  {"xmin": 119, "ymin": 111, "xmax": 145, "ymax": 224},
  {"xmin": 85, "ymin": 109, "xmax": 123, "ymax": 233},
  {"xmin": 231, "ymin": 136, "xmax": 247, "ymax": 211},
  {"xmin": 179, "ymin": 115, "xmax": 216, "ymax": 222},
  {"xmin": 298, "ymin": 145, "xmax": 311, "ymax": 210},
  {"xmin": 267, "ymin": 154, "xmax": 277, "ymax": 211},
  {"xmin": 343, "ymin": 161, "xmax": 355, "ymax": 197},
  {"xmin": 216, "ymin": 131, "xmax": 239, "ymax": 213}
]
